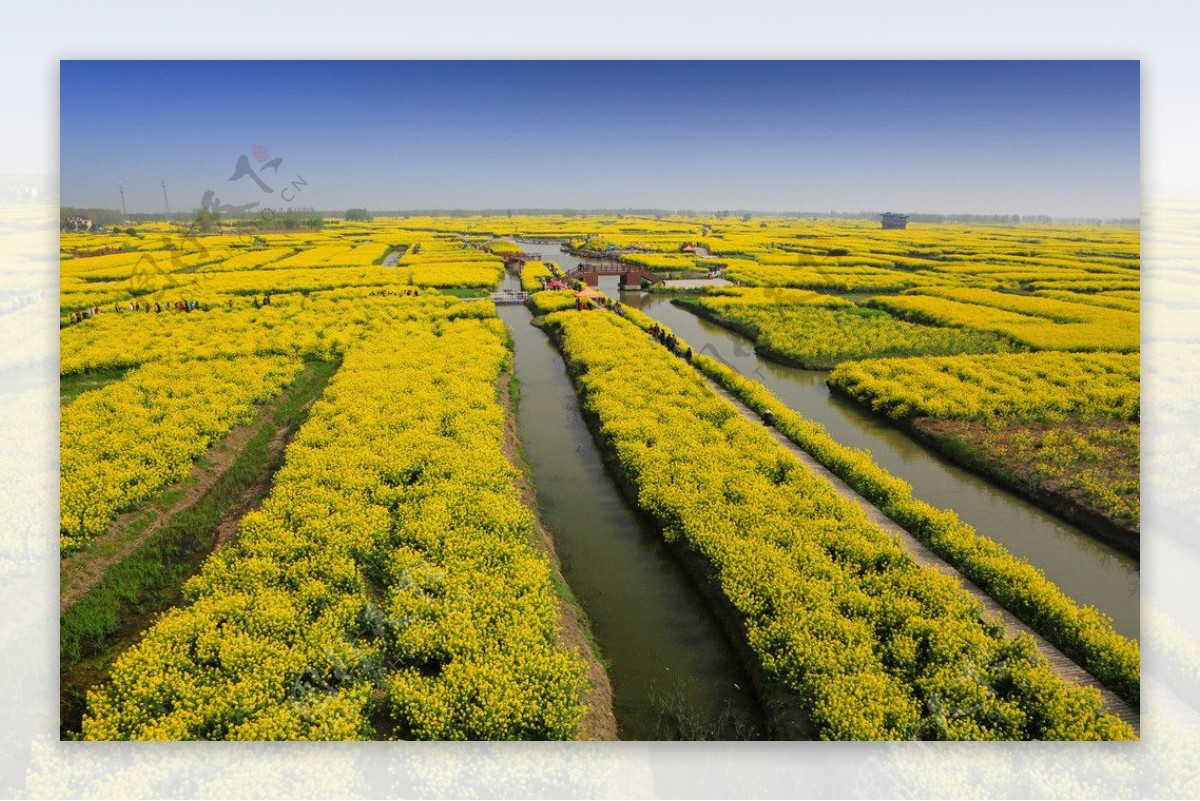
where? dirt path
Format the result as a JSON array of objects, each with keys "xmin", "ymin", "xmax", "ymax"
[
  {"xmin": 59, "ymin": 373, "xmax": 309, "ymax": 615},
  {"xmin": 212, "ymin": 422, "xmax": 293, "ymax": 549},
  {"xmin": 699, "ymin": 375, "xmax": 1141, "ymax": 735},
  {"xmin": 497, "ymin": 374, "xmax": 619, "ymax": 741}
]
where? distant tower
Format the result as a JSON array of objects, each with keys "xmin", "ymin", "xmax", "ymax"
[
  {"xmin": 119, "ymin": 184, "xmax": 128, "ymax": 222},
  {"xmin": 881, "ymin": 212, "xmax": 909, "ymax": 230},
  {"xmin": 161, "ymin": 180, "xmax": 171, "ymax": 217}
]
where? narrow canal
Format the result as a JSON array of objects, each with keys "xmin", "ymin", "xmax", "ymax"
[
  {"xmin": 517, "ymin": 241, "xmax": 1139, "ymax": 640},
  {"xmin": 496, "ymin": 300, "xmax": 764, "ymax": 740}
]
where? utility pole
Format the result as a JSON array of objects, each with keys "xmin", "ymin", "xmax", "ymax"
[
  {"xmin": 161, "ymin": 180, "xmax": 171, "ymax": 219},
  {"xmin": 119, "ymin": 184, "xmax": 128, "ymax": 222}
]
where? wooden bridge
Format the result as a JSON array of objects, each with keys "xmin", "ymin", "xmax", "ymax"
[
  {"xmin": 490, "ymin": 289, "xmax": 530, "ymax": 305},
  {"xmin": 564, "ymin": 262, "xmax": 663, "ymax": 288}
]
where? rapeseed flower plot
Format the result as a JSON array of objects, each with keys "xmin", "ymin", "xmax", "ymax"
[
  {"xmin": 519, "ymin": 261, "xmax": 554, "ymax": 291},
  {"xmin": 60, "ymin": 293, "xmax": 490, "ymax": 374},
  {"xmin": 829, "ymin": 352, "xmax": 1140, "ymax": 422},
  {"xmin": 60, "ymin": 355, "xmax": 303, "ymax": 552},
  {"xmin": 670, "ymin": 343, "xmax": 1140, "ymax": 707},
  {"xmin": 867, "ymin": 288, "xmax": 1139, "ymax": 352},
  {"xmin": 527, "ymin": 291, "xmax": 578, "ymax": 315},
  {"xmin": 695, "ymin": 297, "xmax": 1010, "ymax": 368},
  {"xmin": 546, "ymin": 310, "xmax": 1132, "ymax": 740},
  {"xmin": 62, "ymin": 216, "xmax": 1142, "ymax": 742},
  {"xmin": 82, "ymin": 315, "xmax": 586, "ymax": 740}
]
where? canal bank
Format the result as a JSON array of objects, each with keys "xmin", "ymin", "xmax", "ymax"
[
  {"xmin": 496, "ymin": 303, "xmax": 767, "ymax": 740},
  {"xmin": 671, "ymin": 295, "xmax": 1140, "ymax": 554},
  {"xmin": 496, "ymin": 371, "xmax": 617, "ymax": 741}
]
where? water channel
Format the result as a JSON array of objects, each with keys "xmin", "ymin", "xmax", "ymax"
[
  {"xmin": 515, "ymin": 241, "xmax": 1139, "ymax": 640},
  {"xmin": 497, "ymin": 296, "xmax": 764, "ymax": 739}
]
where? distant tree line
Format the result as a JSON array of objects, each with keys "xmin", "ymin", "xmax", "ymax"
[
  {"xmin": 60, "ymin": 207, "xmax": 125, "ymax": 228},
  {"xmin": 365, "ymin": 208, "xmax": 1136, "ymax": 224},
  {"xmin": 905, "ymin": 213, "xmax": 1054, "ymax": 225},
  {"xmin": 62, "ymin": 208, "xmax": 202, "ymax": 226},
  {"xmin": 368, "ymin": 208, "xmax": 680, "ymax": 218},
  {"xmin": 60, "ymin": 205, "xmax": 1139, "ymax": 227},
  {"xmin": 207, "ymin": 207, "xmax": 326, "ymax": 231}
]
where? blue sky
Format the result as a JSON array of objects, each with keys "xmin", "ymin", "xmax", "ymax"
[{"xmin": 60, "ymin": 60, "xmax": 1139, "ymax": 217}]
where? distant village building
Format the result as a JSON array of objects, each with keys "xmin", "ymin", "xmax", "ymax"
[
  {"xmin": 881, "ymin": 212, "xmax": 909, "ymax": 230},
  {"xmin": 65, "ymin": 215, "xmax": 92, "ymax": 232}
]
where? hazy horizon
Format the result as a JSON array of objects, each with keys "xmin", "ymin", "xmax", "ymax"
[
  {"xmin": 54, "ymin": 205, "xmax": 1140, "ymax": 223},
  {"xmin": 60, "ymin": 60, "xmax": 1140, "ymax": 219}
]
